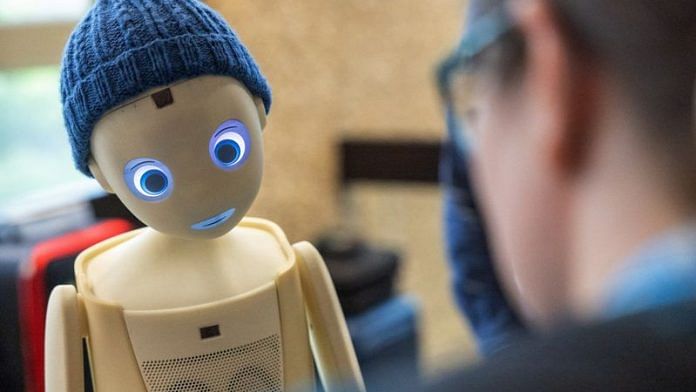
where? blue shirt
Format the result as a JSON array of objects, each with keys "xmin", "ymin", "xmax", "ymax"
[{"xmin": 603, "ymin": 224, "xmax": 696, "ymax": 319}]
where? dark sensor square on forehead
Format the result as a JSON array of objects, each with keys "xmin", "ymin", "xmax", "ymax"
[{"xmin": 151, "ymin": 88, "xmax": 174, "ymax": 109}]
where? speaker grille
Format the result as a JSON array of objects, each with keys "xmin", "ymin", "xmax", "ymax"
[{"xmin": 140, "ymin": 334, "xmax": 283, "ymax": 392}]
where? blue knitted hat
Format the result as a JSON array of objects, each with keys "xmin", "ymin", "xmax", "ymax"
[{"xmin": 60, "ymin": 0, "xmax": 272, "ymax": 177}]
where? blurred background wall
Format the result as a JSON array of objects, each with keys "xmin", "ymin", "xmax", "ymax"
[
  {"xmin": 208, "ymin": 0, "xmax": 463, "ymax": 241},
  {"xmin": 207, "ymin": 2, "xmax": 475, "ymax": 374}
]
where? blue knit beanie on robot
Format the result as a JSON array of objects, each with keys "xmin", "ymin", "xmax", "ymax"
[{"xmin": 60, "ymin": 0, "xmax": 272, "ymax": 177}]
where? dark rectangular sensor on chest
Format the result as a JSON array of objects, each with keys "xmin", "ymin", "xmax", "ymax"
[{"xmin": 199, "ymin": 324, "xmax": 221, "ymax": 340}]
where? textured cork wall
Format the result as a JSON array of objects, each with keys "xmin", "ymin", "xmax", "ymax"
[
  {"xmin": 208, "ymin": 0, "xmax": 463, "ymax": 241},
  {"xmin": 207, "ymin": 1, "xmax": 476, "ymax": 374}
]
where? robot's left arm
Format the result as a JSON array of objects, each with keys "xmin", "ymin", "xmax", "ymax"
[
  {"xmin": 293, "ymin": 241, "xmax": 366, "ymax": 392},
  {"xmin": 45, "ymin": 285, "xmax": 85, "ymax": 392}
]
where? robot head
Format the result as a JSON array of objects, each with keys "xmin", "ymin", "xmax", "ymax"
[
  {"xmin": 59, "ymin": 0, "xmax": 272, "ymax": 238},
  {"xmin": 88, "ymin": 76, "xmax": 266, "ymax": 239}
]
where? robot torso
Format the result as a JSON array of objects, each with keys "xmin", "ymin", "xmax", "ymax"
[{"xmin": 74, "ymin": 218, "xmax": 315, "ymax": 392}]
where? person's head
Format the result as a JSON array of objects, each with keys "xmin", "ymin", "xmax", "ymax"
[
  {"xmin": 442, "ymin": 0, "xmax": 696, "ymax": 325},
  {"xmin": 60, "ymin": 0, "xmax": 270, "ymax": 239}
]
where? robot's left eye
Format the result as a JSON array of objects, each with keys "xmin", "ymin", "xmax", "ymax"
[
  {"xmin": 123, "ymin": 158, "xmax": 173, "ymax": 202},
  {"xmin": 209, "ymin": 119, "xmax": 251, "ymax": 171}
]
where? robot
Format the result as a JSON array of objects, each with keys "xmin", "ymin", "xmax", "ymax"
[{"xmin": 45, "ymin": 1, "xmax": 365, "ymax": 391}]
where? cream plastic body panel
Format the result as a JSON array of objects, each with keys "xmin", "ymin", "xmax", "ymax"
[
  {"xmin": 64, "ymin": 217, "xmax": 319, "ymax": 391},
  {"xmin": 294, "ymin": 242, "xmax": 366, "ymax": 392},
  {"xmin": 81, "ymin": 294, "xmax": 148, "ymax": 391},
  {"xmin": 123, "ymin": 282, "xmax": 280, "ymax": 362},
  {"xmin": 124, "ymin": 282, "xmax": 284, "ymax": 391},
  {"xmin": 276, "ymin": 260, "xmax": 316, "ymax": 392},
  {"xmin": 45, "ymin": 285, "xmax": 84, "ymax": 392},
  {"xmin": 84, "ymin": 220, "xmax": 291, "ymax": 310}
]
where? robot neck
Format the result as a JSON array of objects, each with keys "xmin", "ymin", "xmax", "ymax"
[{"xmin": 131, "ymin": 227, "xmax": 231, "ymax": 263}]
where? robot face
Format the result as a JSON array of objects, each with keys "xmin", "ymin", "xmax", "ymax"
[{"xmin": 89, "ymin": 76, "xmax": 266, "ymax": 239}]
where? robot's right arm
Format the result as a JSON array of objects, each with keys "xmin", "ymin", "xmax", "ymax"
[{"xmin": 45, "ymin": 285, "xmax": 85, "ymax": 392}]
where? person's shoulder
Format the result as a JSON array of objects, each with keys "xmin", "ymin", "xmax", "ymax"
[{"xmin": 426, "ymin": 301, "xmax": 696, "ymax": 392}]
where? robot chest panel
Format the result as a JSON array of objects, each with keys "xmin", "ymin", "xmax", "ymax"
[{"xmin": 123, "ymin": 281, "xmax": 285, "ymax": 392}]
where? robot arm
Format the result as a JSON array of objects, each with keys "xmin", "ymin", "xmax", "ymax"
[
  {"xmin": 45, "ymin": 285, "xmax": 85, "ymax": 392},
  {"xmin": 293, "ymin": 241, "xmax": 366, "ymax": 392}
]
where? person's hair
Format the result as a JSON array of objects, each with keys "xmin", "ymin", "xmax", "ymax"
[{"xmin": 479, "ymin": 0, "xmax": 696, "ymax": 189}]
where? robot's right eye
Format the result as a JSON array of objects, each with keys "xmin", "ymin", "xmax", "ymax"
[{"xmin": 124, "ymin": 158, "xmax": 173, "ymax": 202}]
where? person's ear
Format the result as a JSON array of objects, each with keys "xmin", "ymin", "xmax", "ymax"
[
  {"xmin": 253, "ymin": 97, "xmax": 267, "ymax": 131},
  {"xmin": 513, "ymin": 0, "xmax": 597, "ymax": 177},
  {"xmin": 88, "ymin": 157, "xmax": 114, "ymax": 193}
]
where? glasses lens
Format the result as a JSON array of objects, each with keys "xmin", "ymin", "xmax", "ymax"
[
  {"xmin": 439, "ymin": 4, "xmax": 515, "ymax": 152},
  {"xmin": 447, "ymin": 66, "xmax": 481, "ymax": 150}
]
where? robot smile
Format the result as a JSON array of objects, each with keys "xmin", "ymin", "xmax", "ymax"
[{"xmin": 191, "ymin": 208, "xmax": 236, "ymax": 231}]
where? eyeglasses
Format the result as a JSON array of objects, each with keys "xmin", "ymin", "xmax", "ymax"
[{"xmin": 438, "ymin": 5, "xmax": 514, "ymax": 152}]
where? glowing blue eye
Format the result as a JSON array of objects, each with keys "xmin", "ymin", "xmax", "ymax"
[
  {"xmin": 141, "ymin": 170, "xmax": 168, "ymax": 194},
  {"xmin": 209, "ymin": 119, "xmax": 250, "ymax": 170},
  {"xmin": 124, "ymin": 158, "xmax": 173, "ymax": 202},
  {"xmin": 215, "ymin": 140, "xmax": 241, "ymax": 165}
]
